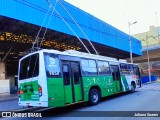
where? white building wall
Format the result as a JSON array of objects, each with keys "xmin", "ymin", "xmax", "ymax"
[{"xmin": 0, "ymin": 80, "xmax": 10, "ymax": 94}]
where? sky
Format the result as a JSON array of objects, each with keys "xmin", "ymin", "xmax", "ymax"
[{"xmin": 65, "ymin": 0, "xmax": 160, "ymax": 35}]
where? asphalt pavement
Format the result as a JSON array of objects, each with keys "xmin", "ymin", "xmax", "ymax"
[{"xmin": 0, "ymin": 81, "xmax": 160, "ymax": 120}]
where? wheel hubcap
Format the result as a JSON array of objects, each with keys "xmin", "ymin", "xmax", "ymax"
[
  {"xmin": 93, "ymin": 95, "xmax": 97, "ymax": 99},
  {"xmin": 92, "ymin": 92, "xmax": 98, "ymax": 102}
]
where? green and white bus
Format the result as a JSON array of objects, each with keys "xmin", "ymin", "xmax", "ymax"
[{"xmin": 18, "ymin": 49, "xmax": 141, "ymax": 107}]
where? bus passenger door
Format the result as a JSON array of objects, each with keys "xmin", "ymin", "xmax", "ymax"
[
  {"xmin": 71, "ymin": 62, "xmax": 83, "ymax": 102},
  {"xmin": 111, "ymin": 65, "xmax": 121, "ymax": 93},
  {"xmin": 62, "ymin": 61, "xmax": 83, "ymax": 105}
]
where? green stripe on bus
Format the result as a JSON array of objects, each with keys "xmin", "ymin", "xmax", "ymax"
[{"xmin": 121, "ymin": 75, "xmax": 129, "ymax": 91}]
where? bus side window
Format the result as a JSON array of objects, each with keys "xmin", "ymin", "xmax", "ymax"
[
  {"xmin": 97, "ymin": 61, "xmax": 110, "ymax": 75},
  {"xmin": 120, "ymin": 63, "xmax": 128, "ymax": 74},
  {"xmin": 128, "ymin": 64, "xmax": 134, "ymax": 75},
  {"xmin": 63, "ymin": 65, "xmax": 70, "ymax": 85},
  {"xmin": 133, "ymin": 67, "xmax": 140, "ymax": 76},
  {"xmin": 81, "ymin": 59, "xmax": 97, "ymax": 76}
]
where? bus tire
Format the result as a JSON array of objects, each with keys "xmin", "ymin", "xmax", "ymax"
[
  {"xmin": 89, "ymin": 89, "xmax": 100, "ymax": 106},
  {"xmin": 131, "ymin": 82, "xmax": 136, "ymax": 93}
]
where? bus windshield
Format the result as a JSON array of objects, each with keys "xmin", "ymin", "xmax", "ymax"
[{"xmin": 19, "ymin": 53, "xmax": 39, "ymax": 80}]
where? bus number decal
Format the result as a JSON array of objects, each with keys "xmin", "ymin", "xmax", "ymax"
[{"xmin": 44, "ymin": 53, "xmax": 61, "ymax": 77}]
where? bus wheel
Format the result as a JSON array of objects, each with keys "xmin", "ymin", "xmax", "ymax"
[
  {"xmin": 89, "ymin": 89, "xmax": 100, "ymax": 106},
  {"xmin": 131, "ymin": 82, "xmax": 136, "ymax": 93}
]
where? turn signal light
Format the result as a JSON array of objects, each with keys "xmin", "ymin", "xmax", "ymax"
[
  {"xmin": 20, "ymin": 91, "xmax": 24, "ymax": 94},
  {"xmin": 38, "ymin": 85, "xmax": 42, "ymax": 97}
]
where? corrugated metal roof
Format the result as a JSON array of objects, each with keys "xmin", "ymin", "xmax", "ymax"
[{"xmin": 0, "ymin": 0, "xmax": 142, "ymax": 56}]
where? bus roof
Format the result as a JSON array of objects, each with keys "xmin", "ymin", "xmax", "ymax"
[
  {"xmin": 20, "ymin": 49, "xmax": 138, "ymax": 65},
  {"xmin": 41, "ymin": 49, "xmax": 121, "ymax": 62}
]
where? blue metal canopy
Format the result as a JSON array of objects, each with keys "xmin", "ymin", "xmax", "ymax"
[{"xmin": 0, "ymin": 0, "xmax": 142, "ymax": 56}]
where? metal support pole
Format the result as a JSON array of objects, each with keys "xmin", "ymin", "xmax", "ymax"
[
  {"xmin": 128, "ymin": 22, "xmax": 133, "ymax": 63},
  {"xmin": 156, "ymin": 12, "xmax": 160, "ymax": 44},
  {"xmin": 128, "ymin": 21, "xmax": 137, "ymax": 63},
  {"xmin": 146, "ymin": 37, "xmax": 151, "ymax": 82},
  {"xmin": 142, "ymin": 36, "xmax": 156, "ymax": 82}
]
